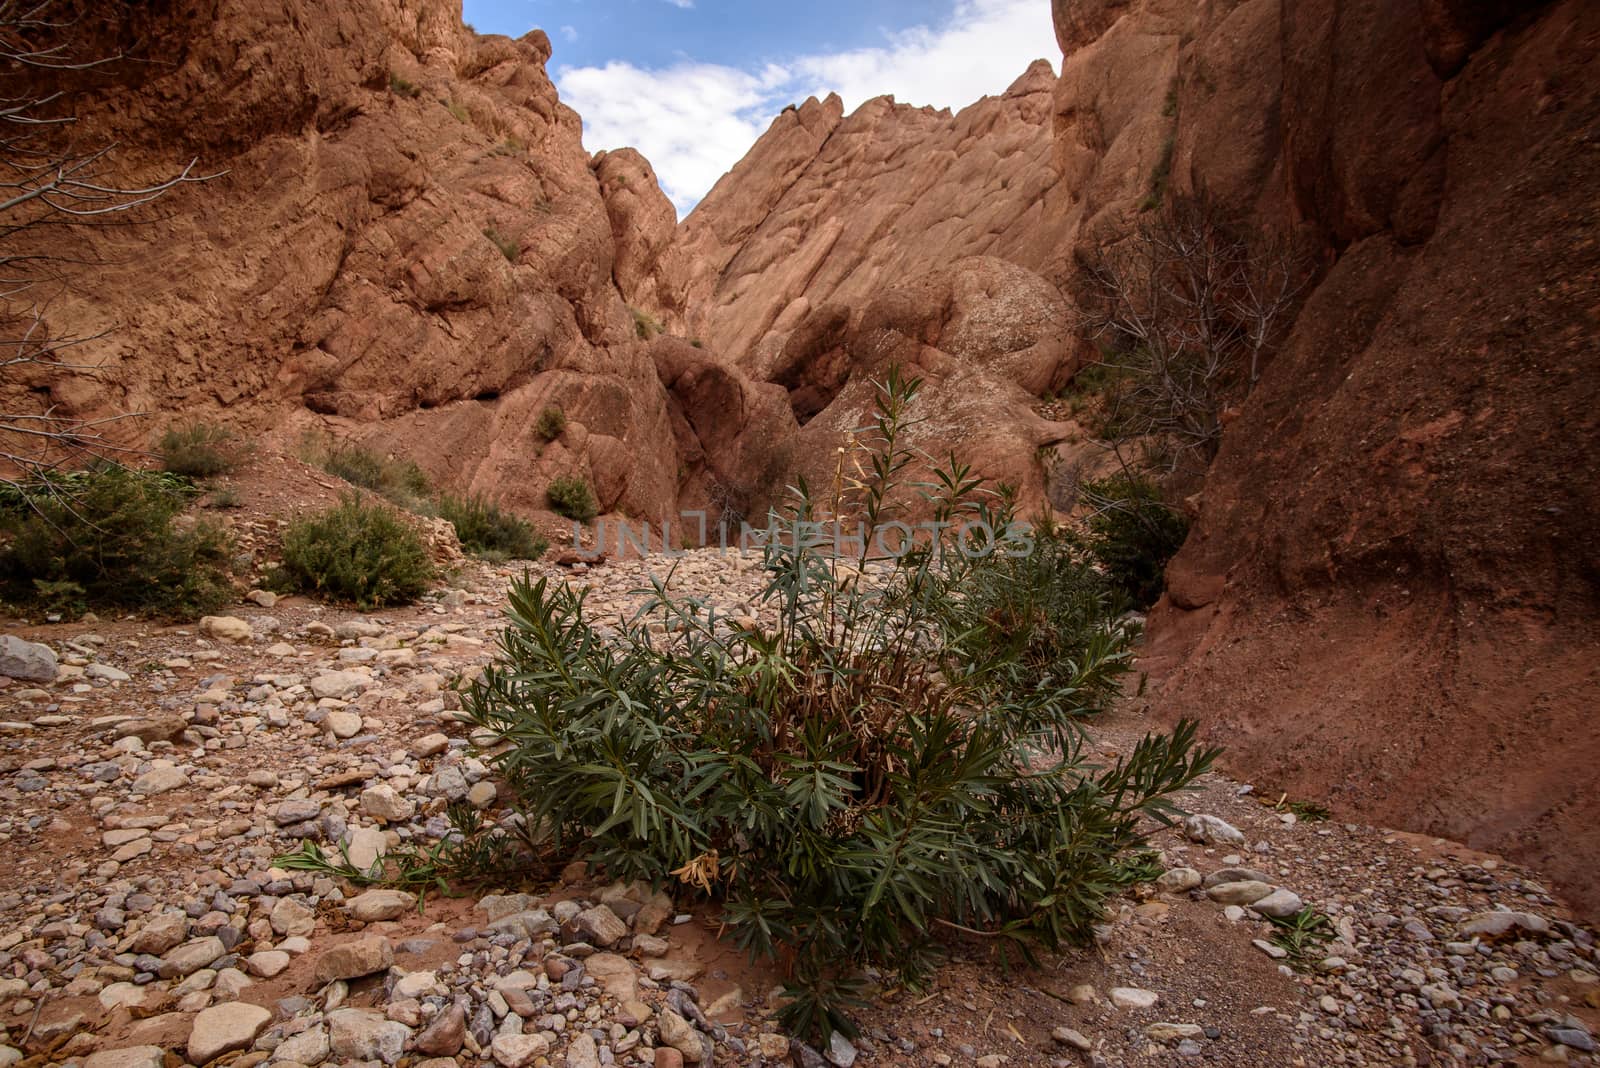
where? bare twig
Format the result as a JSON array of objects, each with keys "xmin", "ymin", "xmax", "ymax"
[{"xmin": 0, "ymin": 1, "xmax": 219, "ymax": 491}]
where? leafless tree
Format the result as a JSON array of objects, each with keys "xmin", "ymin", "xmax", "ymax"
[
  {"xmin": 1074, "ymin": 194, "xmax": 1307, "ymax": 479},
  {"xmin": 0, "ymin": 0, "xmax": 212, "ymax": 492}
]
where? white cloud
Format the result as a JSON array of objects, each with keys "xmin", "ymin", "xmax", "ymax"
[
  {"xmin": 663, "ymin": 0, "xmax": 695, "ymax": 7},
  {"xmin": 554, "ymin": 0, "xmax": 1054, "ymax": 217},
  {"xmin": 559, "ymin": 24, "xmax": 577, "ymax": 42}
]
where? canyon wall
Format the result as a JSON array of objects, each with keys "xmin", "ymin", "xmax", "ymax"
[
  {"xmin": 1050, "ymin": 0, "xmax": 1600, "ymax": 913},
  {"xmin": 2, "ymin": 0, "xmax": 781, "ymax": 522}
]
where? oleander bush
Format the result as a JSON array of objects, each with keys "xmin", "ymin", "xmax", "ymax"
[
  {"xmin": 1080, "ymin": 473, "xmax": 1190, "ymax": 608},
  {"xmin": 461, "ymin": 369, "xmax": 1217, "ymax": 1040}
]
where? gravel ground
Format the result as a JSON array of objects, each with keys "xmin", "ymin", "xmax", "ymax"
[{"xmin": 0, "ymin": 548, "xmax": 1594, "ymax": 1068}]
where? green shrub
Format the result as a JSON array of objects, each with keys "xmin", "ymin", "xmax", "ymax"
[
  {"xmin": 317, "ymin": 443, "xmax": 432, "ymax": 510},
  {"xmin": 629, "ymin": 305, "xmax": 662, "ymax": 340},
  {"xmin": 0, "ymin": 465, "xmax": 235, "ymax": 617},
  {"xmin": 437, "ymin": 493, "xmax": 547, "ymax": 561},
  {"xmin": 946, "ymin": 499, "xmax": 1132, "ymax": 702},
  {"xmin": 462, "ymin": 370, "xmax": 1216, "ymax": 1040},
  {"xmin": 389, "ymin": 72, "xmax": 421, "ymax": 98},
  {"xmin": 277, "ymin": 496, "xmax": 435, "ymax": 608},
  {"xmin": 484, "ymin": 226, "xmax": 519, "ymax": 263},
  {"xmin": 546, "ymin": 474, "xmax": 597, "ymax": 522},
  {"xmin": 535, "ymin": 405, "xmax": 566, "ymax": 442},
  {"xmin": 1140, "ymin": 133, "xmax": 1175, "ymax": 212},
  {"xmin": 157, "ymin": 422, "xmax": 243, "ymax": 478},
  {"xmin": 445, "ymin": 98, "xmax": 469, "ymax": 123},
  {"xmin": 1081, "ymin": 473, "xmax": 1190, "ymax": 608}
]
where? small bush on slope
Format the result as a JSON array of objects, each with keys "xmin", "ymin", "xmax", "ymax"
[
  {"xmin": 277, "ymin": 495, "xmax": 434, "ymax": 608},
  {"xmin": 535, "ymin": 405, "xmax": 566, "ymax": 442},
  {"xmin": 546, "ymin": 474, "xmax": 597, "ymax": 522},
  {"xmin": 157, "ymin": 422, "xmax": 244, "ymax": 478},
  {"xmin": 461, "ymin": 368, "xmax": 1217, "ymax": 1040},
  {"xmin": 313, "ymin": 441, "xmax": 433, "ymax": 511}
]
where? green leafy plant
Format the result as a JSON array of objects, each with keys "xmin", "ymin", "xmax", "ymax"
[
  {"xmin": 1140, "ymin": 134, "xmax": 1175, "ymax": 212},
  {"xmin": 461, "ymin": 368, "xmax": 1217, "ymax": 1041},
  {"xmin": 1108, "ymin": 849, "xmax": 1166, "ymax": 886},
  {"xmin": 312, "ymin": 440, "xmax": 432, "ymax": 511},
  {"xmin": 546, "ymin": 474, "xmax": 597, "ymax": 523},
  {"xmin": 1276, "ymin": 797, "xmax": 1332, "ymax": 823},
  {"xmin": 276, "ymin": 495, "xmax": 435, "ymax": 608},
  {"xmin": 437, "ymin": 493, "xmax": 547, "ymax": 562},
  {"xmin": 1080, "ymin": 473, "xmax": 1189, "ymax": 609},
  {"xmin": 535, "ymin": 405, "xmax": 566, "ymax": 442},
  {"xmin": 1267, "ymin": 907, "xmax": 1335, "ymax": 969},
  {"xmin": 484, "ymin": 225, "xmax": 519, "ymax": 263},
  {"xmin": 629, "ymin": 305, "xmax": 662, "ymax": 340},
  {"xmin": 157, "ymin": 422, "xmax": 243, "ymax": 478},
  {"xmin": 0, "ymin": 465, "xmax": 235, "ymax": 617},
  {"xmin": 389, "ymin": 72, "xmax": 421, "ymax": 98}
]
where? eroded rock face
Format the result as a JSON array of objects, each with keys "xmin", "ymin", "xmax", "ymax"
[
  {"xmin": 1057, "ymin": 0, "xmax": 1600, "ymax": 915},
  {"xmin": 669, "ymin": 65, "xmax": 1103, "ymax": 513},
  {"xmin": 3, "ymin": 0, "xmax": 773, "ymax": 524}
]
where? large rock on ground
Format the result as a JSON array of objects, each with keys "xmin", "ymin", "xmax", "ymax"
[
  {"xmin": 314, "ymin": 936, "xmax": 394, "ymax": 982},
  {"xmin": 187, "ymin": 1002, "xmax": 271, "ymax": 1063},
  {"xmin": 0, "ymin": 636, "xmax": 56, "ymax": 682}
]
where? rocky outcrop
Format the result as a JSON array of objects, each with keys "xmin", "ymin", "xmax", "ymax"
[
  {"xmin": 1050, "ymin": 0, "xmax": 1600, "ymax": 914},
  {"xmin": 3, "ymin": 0, "xmax": 771, "ymax": 522},
  {"xmin": 668, "ymin": 61, "xmax": 1108, "ymax": 512}
]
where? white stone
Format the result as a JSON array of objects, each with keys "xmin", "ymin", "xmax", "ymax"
[
  {"xmin": 360, "ymin": 783, "xmax": 415, "ymax": 823},
  {"xmin": 0, "ymin": 635, "xmax": 56, "ymax": 681},
  {"xmin": 1110, "ymin": 987, "xmax": 1160, "ymax": 1010},
  {"xmin": 1183, "ymin": 813, "xmax": 1245, "ymax": 845},
  {"xmin": 187, "ymin": 1001, "xmax": 272, "ymax": 1062},
  {"xmin": 491, "ymin": 1033, "xmax": 552, "ymax": 1068},
  {"xmin": 200, "ymin": 616, "xmax": 253, "ymax": 643},
  {"xmin": 311, "ymin": 670, "xmax": 370, "ymax": 699},
  {"xmin": 83, "ymin": 1047, "xmax": 165, "ymax": 1068},
  {"xmin": 131, "ymin": 765, "xmax": 189, "ymax": 795}
]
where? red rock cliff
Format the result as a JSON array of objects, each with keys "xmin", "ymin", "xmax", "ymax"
[{"xmin": 1053, "ymin": 0, "xmax": 1600, "ymax": 914}]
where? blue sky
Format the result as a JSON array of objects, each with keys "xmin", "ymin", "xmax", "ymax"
[{"xmin": 460, "ymin": 0, "xmax": 1057, "ymax": 215}]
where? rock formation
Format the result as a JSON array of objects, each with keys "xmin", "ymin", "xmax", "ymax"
[
  {"xmin": 1041, "ymin": 0, "xmax": 1600, "ymax": 913},
  {"xmin": 667, "ymin": 62, "xmax": 1105, "ymax": 511},
  {"xmin": 1, "ymin": 0, "xmax": 772, "ymax": 522}
]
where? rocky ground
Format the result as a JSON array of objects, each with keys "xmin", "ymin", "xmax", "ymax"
[{"xmin": 0, "ymin": 550, "xmax": 1595, "ymax": 1068}]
